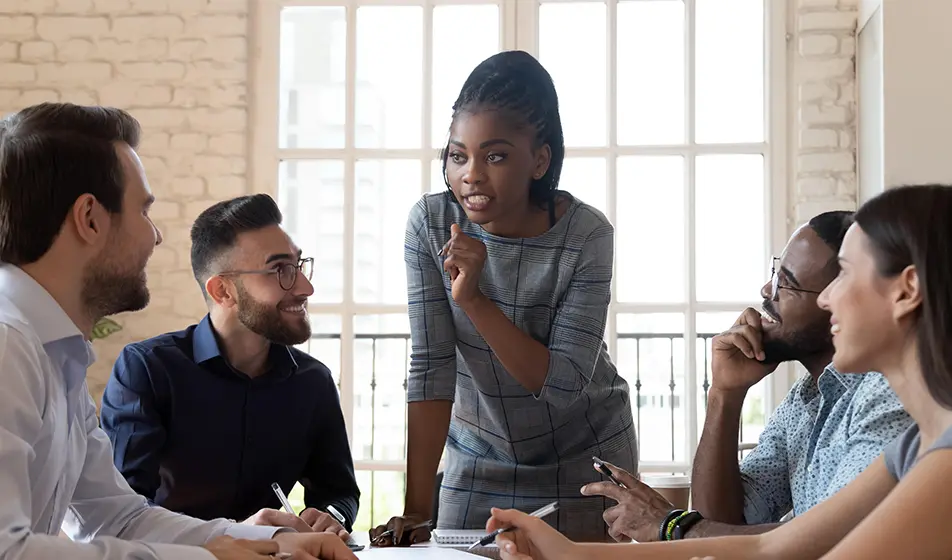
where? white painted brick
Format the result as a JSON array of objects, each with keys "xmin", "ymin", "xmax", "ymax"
[
  {"xmin": 800, "ymin": 128, "xmax": 838, "ymax": 149},
  {"xmin": 184, "ymin": 61, "xmax": 245, "ymax": 82},
  {"xmin": 207, "ymin": 176, "xmax": 246, "ymax": 199},
  {"xmin": 139, "ymin": 131, "xmax": 170, "ymax": 153},
  {"xmin": 57, "ymin": 39, "xmax": 96, "ymax": 62},
  {"xmin": 37, "ymin": 17, "xmax": 109, "ymax": 41},
  {"xmin": 117, "ymin": 61, "xmax": 186, "ymax": 81},
  {"xmin": 798, "ymin": 57, "xmax": 852, "ymax": 81},
  {"xmin": 799, "ymin": 34, "xmax": 839, "ymax": 56},
  {"xmin": 0, "ymin": 63, "xmax": 38, "ymax": 84},
  {"xmin": 169, "ymin": 39, "xmax": 207, "ymax": 61},
  {"xmin": 187, "ymin": 108, "xmax": 247, "ymax": 132},
  {"xmin": 113, "ymin": 16, "xmax": 185, "ymax": 41},
  {"xmin": 0, "ymin": 90, "xmax": 19, "ymax": 106},
  {"xmin": 795, "ymin": 198, "xmax": 856, "ymax": 223},
  {"xmin": 133, "ymin": 108, "xmax": 188, "ymax": 128},
  {"xmin": 184, "ymin": 15, "xmax": 247, "ymax": 37},
  {"xmin": 838, "ymin": 130, "xmax": 853, "ymax": 149},
  {"xmin": 133, "ymin": 86, "xmax": 174, "ymax": 106},
  {"xmin": 170, "ymin": 177, "xmax": 207, "ymax": 197},
  {"xmin": 92, "ymin": 0, "xmax": 131, "ymax": 11},
  {"xmin": 20, "ymin": 41, "xmax": 56, "ymax": 62},
  {"xmin": 170, "ymin": 132, "xmax": 208, "ymax": 151},
  {"xmin": 191, "ymin": 155, "xmax": 243, "ymax": 176},
  {"xmin": 55, "ymin": 0, "xmax": 94, "ymax": 13},
  {"xmin": 209, "ymin": 84, "xmax": 245, "ymax": 107},
  {"xmin": 0, "ymin": 16, "xmax": 36, "ymax": 40},
  {"xmin": 797, "ymin": 177, "xmax": 837, "ymax": 197},
  {"xmin": 837, "ymin": 175, "xmax": 856, "ymax": 195},
  {"xmin": 799, "ymin": 0, "xmax": 839, "ymax": 6},
  {"xmin": 150, "ymin": 246, "xmax": 177, "ymax": 268},
  {"xmin": 798, "ymin": 11, "xmax": 857, "ymax": 32},
  {"xmin": 838, "ymin": 83, "xmax": 855, "ymax": 104},
  {"xmin": 184, "ymin": 200, "xmax": 220, "ymax": 222},
  {"xmin": 209, "ymin": 133, "xmax": 245, "ymax": 155},
  {"xmin": 37, "ymin": 62, "xmax": 112, "ymax": 84},
  {"xmin": 799, "ymin": 152, "xmax": 854, "ymax": 173},
  {"xmin": 799, "ymin": 82, "xmax": 838, "ymax": 103},
  {"xmin": 17, "ymin": 89, "xmax": 60, "ymax": 106},
  {"xmin": 2, "ymin": 0, "xmax": 57, "ymax": 12},
  {"xmin": 840, "ymin": 37, "xmax": 855, "ymax": 57},
  {"xmin": 801, "ymin": 104, "xmax": 850, "ymax": 125},
  {"xmin": 130, "ymin": 0, "xmax": 170, "ymax": 12},
  {"xmin": 59, "ymin": 89, "xmax": 99, "ymax": 105},
  {"xmin": 149, "ymin": 201, "xmax": 181, "ymax": 221},
  {"xmin": 0, "ymin": 43, "xmax": 17, "ymax": 61}
]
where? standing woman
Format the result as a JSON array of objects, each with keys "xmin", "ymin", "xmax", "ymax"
[{"xmin": 371, "ymin": 50, "xmax": 637, "ymax": 544}]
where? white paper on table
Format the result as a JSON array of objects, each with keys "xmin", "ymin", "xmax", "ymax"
[{"xmin": 356, "ymin": 548, "xmax": 480, "ymax": 558}]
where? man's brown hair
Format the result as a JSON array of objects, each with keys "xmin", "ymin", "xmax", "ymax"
[{"xmin": 0, "ymin": 102, "xmax": 141, "ymax": 265}]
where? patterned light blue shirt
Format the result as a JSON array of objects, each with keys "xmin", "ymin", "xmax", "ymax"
[{"xmin": 740, "ymin": 366, "xmax": 911, "ymax": 524}]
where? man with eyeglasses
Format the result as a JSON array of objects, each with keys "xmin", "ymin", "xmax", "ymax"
[
  {"xmin": 583, "ymin": 211, "xmax": 912, "ymax": 542},
  {"xmin": 100, "ymin": 194, "xmax": 360, "ymax": 542}
]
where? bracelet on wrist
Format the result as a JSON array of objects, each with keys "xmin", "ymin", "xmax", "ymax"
[{"xmin": 659, "ymin": 509, "xmax": 685, "ymax": 542}]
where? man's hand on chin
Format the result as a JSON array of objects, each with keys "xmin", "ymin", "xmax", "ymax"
[{"xmin": 274, "ymin": 532, "xmax": 359, "ymax": 560}]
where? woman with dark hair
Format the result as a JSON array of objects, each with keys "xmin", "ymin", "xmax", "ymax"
[
  {"xmin": 486, "ymin": 183, "xmax": 952, "ymax": 559},
  {"xmin": 370, "ymin": 50, "xmax": 637, "ymax": 544}
]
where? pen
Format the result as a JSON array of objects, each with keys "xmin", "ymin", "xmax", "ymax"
[
  {"xmin": 593, "ymin": 456, "xmax": 628, "ymax": 489},
  {"xmin": 468, "ymin": 501, "xmax": 559, "ymax": 550},
  {"xmin": 325, "ymin": 504, "xmax": 347, "ymax": 526},
  {"xmin": 271, "ymin": 482, "xmax": 296, "ymax": 515},
  {"xmin": 372, "ymin": 520, "xmax": 432, "ymax": 546}
]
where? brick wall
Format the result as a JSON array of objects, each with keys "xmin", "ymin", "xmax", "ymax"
[
  {"xmin": 0, "ymin": 0, "xmax": 251, "ymax": 401},
  {"xmin": 792, "ymin": 0, "xmax": 859, "ymax": 222},
  {"xmin": 0, "ymin": 0, "xmax": 860, "ymax": 403}
]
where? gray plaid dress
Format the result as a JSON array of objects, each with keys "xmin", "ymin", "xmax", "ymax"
[{"xmin": 404, "ymin": 190, "xmax": 638, "ymax": 542}]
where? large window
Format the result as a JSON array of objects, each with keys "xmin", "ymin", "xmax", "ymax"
[{"xmin": 251, "ymin": 0, "xmax": 786, "ymax": 532}]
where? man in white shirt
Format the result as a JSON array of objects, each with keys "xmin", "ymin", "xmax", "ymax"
[{"xmin": 0, "ymin": 103, "xmax": 356, "ymax": 560}]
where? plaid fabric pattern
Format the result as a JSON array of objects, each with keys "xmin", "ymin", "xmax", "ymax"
[{"xmin": 404, "ymin": 191, "xmax": 637, "ymax": 541}]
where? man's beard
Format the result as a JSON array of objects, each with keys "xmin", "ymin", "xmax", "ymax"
[
  {"xmin": 81, "ymin": 253, "xmax": 150, "ymax": 321},
  {"xmin": 235, "ymin": 282, "xmax": 311, "ymax": 346},
  {"xmin": 760, "ymin": 299, "xmax": 833, "ymax": 364}
]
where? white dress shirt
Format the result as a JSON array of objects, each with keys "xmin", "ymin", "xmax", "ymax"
[{"xmin": 0, "ymin": 264, "xmax": 281, "ymax": 560}]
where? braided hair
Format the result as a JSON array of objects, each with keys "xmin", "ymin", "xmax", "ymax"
[{"xmin": 441, "ymin": 50, "xmax": 565, "ymax": 222}]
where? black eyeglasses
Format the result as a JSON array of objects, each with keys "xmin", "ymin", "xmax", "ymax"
[
  {"xmin": 219, "ymin": 257, "xmax": 314, "ymax": 291},
  {"xmin": 770, "ymin": 256, "xmax": 822, "ymax": 301}
]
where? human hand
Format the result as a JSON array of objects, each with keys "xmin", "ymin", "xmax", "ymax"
[
  {"xmin": 710, "ymin": 308, "xmax": 780, "ymax": 393},
  {"xmin": 581, "ymin": 461, "xmax": 673, "ymax": 542},
  {"xmin": 202, "ymin": 536, "xmax": 279, "ymax": 560},
  {"xmin": 274, "ymin": 532, "xmax": 359, "ymax": 559},
  {"xmin": 487, "ymin": 507, "xmax": 576, "ymax": 560},
  {"xmin": 300, "ymin": 508, "xmax": 349, "ymax": 539},
  {"xmin": 243, "ymin": 508, "xmax": 313, "ymax": 533},
  {"xmin": 441, "ymin": 224, "xmax": 487, "ymax": 308},
  {"xmin": 368, "ymin": 514, "xmax": 432, "ymax": 547}
]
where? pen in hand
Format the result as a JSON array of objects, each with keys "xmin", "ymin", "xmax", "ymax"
[{"xmin": 469, "ymin": 501, "xmax": 559, "ymax": 550}]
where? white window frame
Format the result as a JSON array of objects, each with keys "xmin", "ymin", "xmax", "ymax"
[{"xmin": 249, "ymin": 0, "xmax": 789, "ymax": 475}]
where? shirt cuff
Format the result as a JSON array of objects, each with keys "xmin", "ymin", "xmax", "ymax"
[{"xmin": 223, "ymin": 523, "xmax": 295, "ymax": 540}]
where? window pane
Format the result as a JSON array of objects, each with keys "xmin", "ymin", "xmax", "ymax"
[
  {"xmin": 352, "ymin": 315, "xmax": 412, "ymax": 463},
  {"xmin": 295, "ymin": 314, "xmax": 342, "ymax": 387},
  {"xmin": 615, "ymin": 313, "xmax": 686, "ymax": 463},
  {"xmin": 617, "ymin": 0, "xmax": 684, "ymax": 145},
  {"xmin": 354, "ymin": 159, "xmax": 423, "ymax": 303},
  {"xmin": 616, "ymin": 156, "xmax": 684, "ymax": 303},
  {"xmin": 539, "ymin": 2, "xmax": 607, "ymax": 147},
  {"xmin": 561, "ymin": 157, "xmax": 606, "ymax": 214},
  {"xmin": 695, "ymin": 0, "xmax": 764, "ymax": 143},
  {"xmin": 278, "ymin": 160, "xmax": 344, "ymax": 303},
  {"xmin": 432, "ymin": 4, "xmax": 500, "ymax": 148},
  {"xmin": 695, "ymin": 154, "xmax": 765, "ymax": 302},
  {"xmin": 356, "ymin": 6, "xmax": 423, "ymax": 148},
  {"xmin": 430, "ymin": 159, "xmax": 447, "ymax": 194},
  {"xmin": 279, "ymin": 7, "xmax": 347, "ymax": 149},
  {"xmin": 354, "ymin": 470, "xmax": 406, "ymax": 534}
]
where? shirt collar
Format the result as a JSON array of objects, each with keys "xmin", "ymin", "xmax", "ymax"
[
  {"xmin": 193, "ymin": 314, "xmax": 299, "ymax": 377},
  {"xmin": 797, "ymin": 363, "xmax": 865, "ymax": 403},
  {"xmin": 0, "ymin": 264, "xmax": 86, "ymax": 345}
]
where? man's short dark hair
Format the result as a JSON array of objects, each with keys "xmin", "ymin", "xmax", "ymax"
[
  {"xmin": 807, "ymin": 210, "xmax": 854, "ymax": 274},
  {"xmin": 0, "ymin": 102, "xmax": 141, "ymax": 265},
  {"xmin": 190, "ymin": 194, "xmax": 283, "ymax": 297}
]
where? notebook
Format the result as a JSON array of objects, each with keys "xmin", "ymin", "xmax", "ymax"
[{"xmin": 431, "ymin": 528, "xmax": 487, "ymax": 546}]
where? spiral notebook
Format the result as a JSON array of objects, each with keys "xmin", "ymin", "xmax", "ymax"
[{"xmin": 431, "ymin": 528, "xmax": 487, "ymax": 546}]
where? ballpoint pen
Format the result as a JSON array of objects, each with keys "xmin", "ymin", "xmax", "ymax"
[
  {"xmin": 593, "ymin": 456, "xmax": 628, "ymax": 489},
  {"xmin": 468, "ymin": 501, "xmax": 559, "ymax": 550},
  {"xmin": 371, "ymin": 519, "xmax": 433, "ymax": 546},
  {"xmin": 271, "ymin": 482, "xmax": 296, "ymax": 515},
  {"xmin": 271, "ymin": 482, "xmax": 365, "ymax": 552}
]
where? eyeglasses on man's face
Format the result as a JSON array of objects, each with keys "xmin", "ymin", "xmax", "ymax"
[
  {"xmin": 769, "ymin": 256, "xmax": 823, "ymax": 302},
  {"xmin": 219, "ymin": 257, "xmax": 314, "ymax": 291}
]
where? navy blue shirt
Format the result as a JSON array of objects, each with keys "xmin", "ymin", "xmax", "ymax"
[{"xmin": 100, "ymin": 316, "xmax": 359, "ymax": 528}]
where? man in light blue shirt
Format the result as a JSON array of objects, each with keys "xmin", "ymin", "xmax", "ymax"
[
  {"xmin": 0, "ymin": 103, "xmax": 355, "ymax": 560},
  {"xmin": 582, "ymin": 211, "xmax": 912, "ymax": 542}
]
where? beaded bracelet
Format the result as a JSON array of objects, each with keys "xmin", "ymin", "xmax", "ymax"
[{"xmin": 659, "ymin": 509, "xmax": 685, "ymax": 542}]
